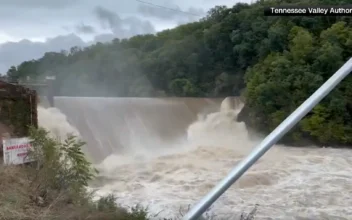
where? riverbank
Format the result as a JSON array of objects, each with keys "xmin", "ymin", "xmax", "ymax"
[
  {"xmin": 0, "ymin": 165, "xmax": 150, "ymax": 220},
  {"xmin": 237, "ymin": 104, "xmax": 352, "ymax": 148},
  {"xmin": 0, "ymin": 127, "xmax": 258, "ymax": 220}
]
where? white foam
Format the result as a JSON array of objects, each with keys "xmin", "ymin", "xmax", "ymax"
[
  {"xmin": 37, "ymin": 106, "xmax": 80, "ymax": 140},
  {"xmin": 38, "ymin": 98, "xmax": 352, "ymax": 219}
]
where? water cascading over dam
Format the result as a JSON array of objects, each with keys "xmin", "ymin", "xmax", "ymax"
[
  {"xmin": 41, "ymin": 97, "xmax": 241, "ymax": 163},
  {"xmin": 37, "ymin": 97, "xmax": 352, "ymax": 220}
]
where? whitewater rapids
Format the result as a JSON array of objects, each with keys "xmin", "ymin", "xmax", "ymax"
[{"xmin": 37, "ymin": 97, "xmax": 352, "ymax": 220}]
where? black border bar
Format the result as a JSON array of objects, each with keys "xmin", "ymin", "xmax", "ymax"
[{"xmin": 264, "ymin": 5, "xmax": 352, "ymax": 16}]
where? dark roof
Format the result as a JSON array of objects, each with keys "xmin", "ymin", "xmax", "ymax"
[{"xmin": 0, "ymin": 79, "xmax": 36, "ymax": 98}]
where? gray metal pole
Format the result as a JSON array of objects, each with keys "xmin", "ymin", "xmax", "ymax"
[{"xmin": 183, "ymin": 58, "xmax": 352, "ymax": 220}]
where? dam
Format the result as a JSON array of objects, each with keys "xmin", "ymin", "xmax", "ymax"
[{"xmin": 37, "ymin": 96, "xmax": 352, "ymax": 220}]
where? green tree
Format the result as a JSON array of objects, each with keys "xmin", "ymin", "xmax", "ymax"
[
  {"xmin": 7, "ymin": 0, "xmax": 352, "ymax": 146},
  {"xmin": 169, "ymin": 78, "xmax": 199, "ymax": 96},
  {"xmin": 6, "ymin": 66, "xmax": 19, "ymax": 82}
]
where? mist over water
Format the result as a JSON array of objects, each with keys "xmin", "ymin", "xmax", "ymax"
[{"xmin": 38, "ymin": 97, "xmax": 352, "ymax": 220}]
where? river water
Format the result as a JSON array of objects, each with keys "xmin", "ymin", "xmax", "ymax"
[{"xmin": 37, "ymin": 97, "xmax": 352, "ymax": 220}]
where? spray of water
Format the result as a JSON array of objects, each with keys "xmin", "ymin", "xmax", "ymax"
[
  {"xmin": 37, "ymin": 106, "xmax": 80, "ymax": 140},
  {"xmin": 37, "ymin": 97, "xmax": 352, "ymax": 220}
]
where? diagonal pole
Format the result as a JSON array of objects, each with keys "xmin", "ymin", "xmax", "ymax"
[{"xmin": 183, "ymin": 58, "xmax": 352, "ymax": 220}]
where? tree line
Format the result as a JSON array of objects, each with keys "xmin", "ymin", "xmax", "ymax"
[{"xmin": 6, "ymin": 0, "xmax": 352, "ymax": 146}]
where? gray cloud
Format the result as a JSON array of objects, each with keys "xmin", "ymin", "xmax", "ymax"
[
  {"xmin": 75, "ymin": 23, "xmax": 96, "ymax": 34},
  {"xmin": 94, "ymin": 6, "xmax": 155, "ymax": 38},
  {"xmin": 0, "ymin": 34, "xmax": 87, "ymax": 74},
  {"xmin": 0, "ymin": 5, "xmax": 159, "ymax": 73},
  {"xmin": 94, "ymin": 34, "xmax": 115, "ymax": 43},
  {"xmin": 94, "ymin": 6, "xmax": 120, "ymax": 29},
  {"xmin": 0, "ymin": 0, "xmax": 80, "ymax": 8},
  {"xmin": 137, "ymin": 2, "xmax": 204, "ymax": 22},
  {"xmin": 0, "ymin": 5, "xmax": 158, "ymax": 73},
  {"xmin": 0, "ymin": 0, "xmax": 247, "ymax": 74}
]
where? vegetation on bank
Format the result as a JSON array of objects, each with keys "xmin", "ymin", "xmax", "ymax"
[
  {"xmin": 0, "ymin": 127, "xmax": 148, "ymax": 220},
  {"xmin": 5, "ymin": 0, "xmax": 352, "ymax": 146},
  {"xmin": 0, "ymin": 127, "xmax": 258, "ymax": 220},
  {"xmin": 0, "ymin": 81, "xmax": 37, "ymax": 137}
]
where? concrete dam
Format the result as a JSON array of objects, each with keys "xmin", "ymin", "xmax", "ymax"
[{"xmin": 37, "ymin": 96, "xmax": 352, "ymax": 220}]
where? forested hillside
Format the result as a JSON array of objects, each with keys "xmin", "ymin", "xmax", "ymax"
[{"xmin": 6, "ymin": 0, "xmax": 352, "ymax": 146}]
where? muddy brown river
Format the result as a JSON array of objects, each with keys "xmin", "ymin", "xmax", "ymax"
[{"xmin": 38, "ymin": 97, "xmax": 352, "ymax": 220}]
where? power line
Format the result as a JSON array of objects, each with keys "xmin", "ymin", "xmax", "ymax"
[{"xmin": 135, "ymin": 0, "xmax": 202, "ymax": 17}]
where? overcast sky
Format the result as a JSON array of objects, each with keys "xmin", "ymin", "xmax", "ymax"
[{"xmin": 0, "ymin": 0, "xmax": 251, "ymax": 73}]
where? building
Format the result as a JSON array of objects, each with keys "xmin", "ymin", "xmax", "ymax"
[{"xmin": 0, "ymin": 79, "xmax": 38, "ymax": 153}]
